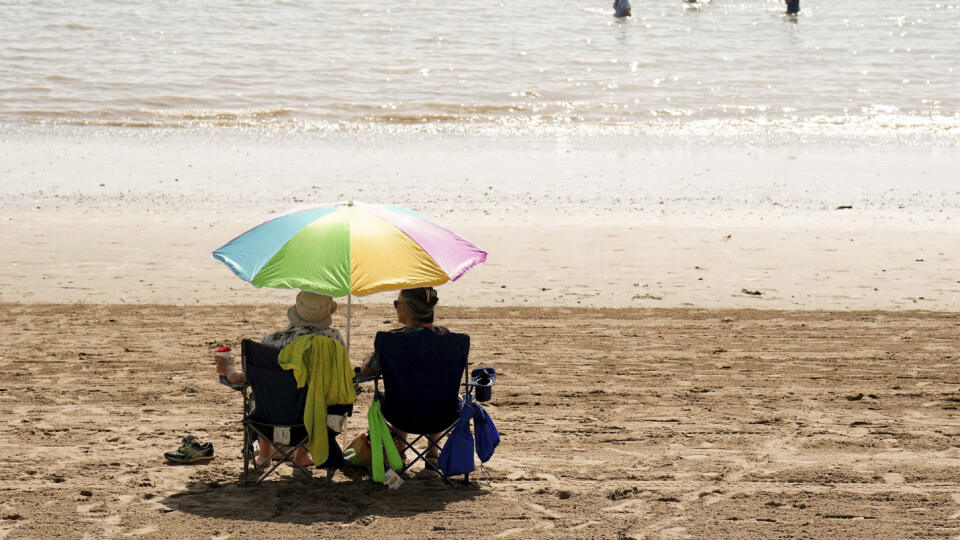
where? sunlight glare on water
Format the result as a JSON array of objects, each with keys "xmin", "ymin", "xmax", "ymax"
[{"xmin": 0, "ymin": 0, "xmax": 958, "ymax": 142}]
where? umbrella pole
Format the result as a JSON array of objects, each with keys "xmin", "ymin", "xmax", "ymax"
[{"xmin": 344, "ymin": 293, "xmax": 352, "ymax": 451}]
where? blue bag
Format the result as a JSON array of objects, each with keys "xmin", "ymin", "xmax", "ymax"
[
  {"xmin": 472, "ymin": 403, "xmax": 500, "ymax": 462},
  {"xmin": 438, "ymin": 405, "xmax": 475, "ymax": 476}
]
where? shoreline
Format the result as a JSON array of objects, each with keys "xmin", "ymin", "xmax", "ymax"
[{"xmin": 1, "ymin": 130, "xmax": 957, "ymax": 311}]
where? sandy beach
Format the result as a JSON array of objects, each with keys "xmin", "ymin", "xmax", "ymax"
[
  {"xmin": 3, "ymin": 0, "xmax": 960, "ymax": 536},
  {"xmin": 2, "ymin": 303, "xmax": 959, "ymax": 538},
  {"xmin": 0, "ymin": 129, "xmax": 958, "ymax": 538},
  {"xmin": 1, "ymin": 131, "xmax": 958, "ymax": 311}
]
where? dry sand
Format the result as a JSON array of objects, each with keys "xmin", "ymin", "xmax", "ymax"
[{"xmin": 1, "ymin": 303, "xmax": 959, "ymax": 538}]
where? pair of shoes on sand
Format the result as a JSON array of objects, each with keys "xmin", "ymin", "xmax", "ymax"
[{"xmin": 164, "ymin": 436, "xmax": 214, "ymax": 464}]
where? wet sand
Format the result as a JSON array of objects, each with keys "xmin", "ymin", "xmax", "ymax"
[
  {"xmin": 1, "ymin": 131, "xmax": 958, "ymax": 312},
  {"xmin": 2, "ymin": 208, "xmax": 959, "ymax": 312},
  {"xmin": 1, "ymin": 303, "xmax": 959, "ymax": 538}
]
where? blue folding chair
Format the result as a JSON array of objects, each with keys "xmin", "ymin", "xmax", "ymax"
[
  {"xmin": 240, "ymin": 339, "xmax": 352, "ymax": 484},
  {"xmin": 362, "ymin": 329, "xmax": 473, "ymax": 485}
]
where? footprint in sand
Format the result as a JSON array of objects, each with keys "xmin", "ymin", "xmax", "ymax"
[
  {"xmin": 535, "ymin": 472, "xmax": 559, "ymax": 487},
  {"xmin": 657, "ymin": 526, "xmax": 693, "ymax": 539},
  {"xmin": 506, "ymin": 470, "xmax": 527, "ymax": 481},
  {"xmin": 524, "ymin": 502, "xmax": 562, "ymax": 520},
  {"xmin": 76, "ymin": 497, "xmax": 131, "ymax": 538},
  {"xmin": 569, "ymin": 520, "xmax": 602, "ymax": 531},
  {"xmin": 882, "ymin": 472, "xmax": 904, "ymax": 484},
  {"xmin": 603, "ymin": 499, "xmax": 646, "ymax": 514},
  {"xmin": 0, "ymin": 515, "xmax": 24, "ymax": 540},
  {"xmin": 123, "ymin": 525, "xmax": 158, "ymax": 537},
  {"xmin": 949, "ymin": 493, "xmax": 960, "ymax": 519},
  {"xmin": 628, "ymin": 517, "xmax": 691, "ymax": 540}
]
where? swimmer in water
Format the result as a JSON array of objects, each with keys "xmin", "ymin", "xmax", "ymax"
[{"xmin": 613, "ymin": 0, "xmax": 631, "ymax": 18}]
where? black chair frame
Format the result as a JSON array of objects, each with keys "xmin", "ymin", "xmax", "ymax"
[
  {"xmin": 356, "ymin": 334, "xmax": 483, "ymax": 486},
  {"xmin": 239, "ymin": 339, "xmax": 352, "ymax": 485}
]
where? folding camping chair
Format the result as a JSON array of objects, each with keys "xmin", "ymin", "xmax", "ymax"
[
  {"xmin": 363, "ymin": 330, "xmax": 473, "ymax": 485},
  {"xmin": 239, "ymin": 338, "xmax": 352, "ymax": 484}
]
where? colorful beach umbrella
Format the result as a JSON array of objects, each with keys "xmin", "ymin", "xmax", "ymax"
[{"xmin": 212, "ymin": 201, "xmax": 486, "ymax": 297}]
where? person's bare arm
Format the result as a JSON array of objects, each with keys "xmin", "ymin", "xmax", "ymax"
[
  {"xmin": 215, "ymin": 354, "xmax": 244, "ymax": 384},
  {"xmin": 359, "ymin": 352, "xmax": 378, "ymax": 377}
]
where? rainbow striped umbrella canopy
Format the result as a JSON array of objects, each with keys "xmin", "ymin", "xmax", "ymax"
[{"xmin": 212, "ymin": 201, "xmax": 486, "ymax": 297}]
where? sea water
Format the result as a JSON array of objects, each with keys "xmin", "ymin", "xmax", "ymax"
[{"xmin": 1, "ymin": 0, "xmax": 959, "ymax": 144}]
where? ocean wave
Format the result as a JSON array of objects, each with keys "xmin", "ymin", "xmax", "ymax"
[{"xmin": 5, "ymin": 107, "xmax": 960, "ymax": 146}]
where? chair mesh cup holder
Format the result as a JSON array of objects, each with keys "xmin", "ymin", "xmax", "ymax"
[{"xmin": 469, "ymin": 367, "xmax": 496, "ymax": 402}]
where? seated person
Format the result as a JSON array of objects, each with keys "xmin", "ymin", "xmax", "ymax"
[
  {"xmin": 214, "ymin": 290, "xmax": 343, "ymax": 468},
  {"xmin": 360, "ymin": 286, "xmax": 448, "ymax": 467}
]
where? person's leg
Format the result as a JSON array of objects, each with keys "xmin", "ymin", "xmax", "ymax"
[
  {"xmin": 339, "ymin": 417, "xmax": 349, "ymax": 449},
  {"xmin": 426, "ymin": 433, "xmax": 442, "ymax": 463},
  {"xmin": 292, "ymin": 446, "xmax": 313, "ymax": 467},
  {"xmin": 257, "ymin": 436, "xmax": 274, "ymax": 466},
  {"xmin": 388, "ymin": 427, "xmax": 410, "ymax": 462}
]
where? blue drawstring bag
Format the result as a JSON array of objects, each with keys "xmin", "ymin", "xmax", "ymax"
[
  {"xmin": 472, "ymin": 403, "xmax": 500, "ymax": 463},
  {"xmin": 439, "ymin": 405, "xmax": 475, "ymax": 476}
]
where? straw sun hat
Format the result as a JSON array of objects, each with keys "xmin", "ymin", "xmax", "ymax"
[{"xmin": 287, "ymin": 291, "xmax": 338, "ymax": 328}]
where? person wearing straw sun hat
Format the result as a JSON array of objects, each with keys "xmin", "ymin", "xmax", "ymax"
[
  {"xmin": 213, "ymin": 290, "xmax": 345, "ymax": 469},
  {"xmin": 265, "ymin": 291, "xmax": 343, "ymax": 349},
  {"xmin": 214, "ymin": 291, "xmax": 344, "ymax": 384}
]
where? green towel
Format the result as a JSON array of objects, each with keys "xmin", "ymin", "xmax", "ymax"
[
  {"xmin": 368, "ymin": 401, "xmax": 404, "ymax": 483},
  {"xmin": 278, "ymin": 335, "xmax": 356, "ymax": 466}
]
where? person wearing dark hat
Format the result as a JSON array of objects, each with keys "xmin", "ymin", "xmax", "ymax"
[
  {"xmin": 213, "ymin": 290, "xmax": 344, "ymax": 468},
  {"xmin": 360, "ymin": 286, "xmax": 449, "ymax": 467},
  {"xmin": 360, "ymin": 287, "xmax": 446, "ymax": 377}
]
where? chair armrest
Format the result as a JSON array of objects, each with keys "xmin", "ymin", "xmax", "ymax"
[{"xmin": 219, "ymin": 375, "xmax": 245, "ymax": 391}]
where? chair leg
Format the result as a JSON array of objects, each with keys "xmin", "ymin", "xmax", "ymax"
[
  {"xmin": 242, "ymin": 425, "xmax": 250, "ymax": 478},
  {"xmin": 243, "ymin": 425, "xmax": 316, "ymax": 484},
  {"xmin": 424, "ymin": 438, "xmax": 456, "ymax": 486},
  {"xmin": 389, "ymin": 427, "xmax": 466, "ymax": 486},
  {"xmin": 404, "ymin": 433, "xmax": 455, "ymax": 485}
]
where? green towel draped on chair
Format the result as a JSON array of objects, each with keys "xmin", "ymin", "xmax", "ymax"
[{"xmin": 367, "ymin": 400, "xmax": 404, "ymax": 483}]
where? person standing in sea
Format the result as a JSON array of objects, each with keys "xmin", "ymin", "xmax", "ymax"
[{"xmin": 613, "ymin": 0, "xmax": 631, "ymax": 18}]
